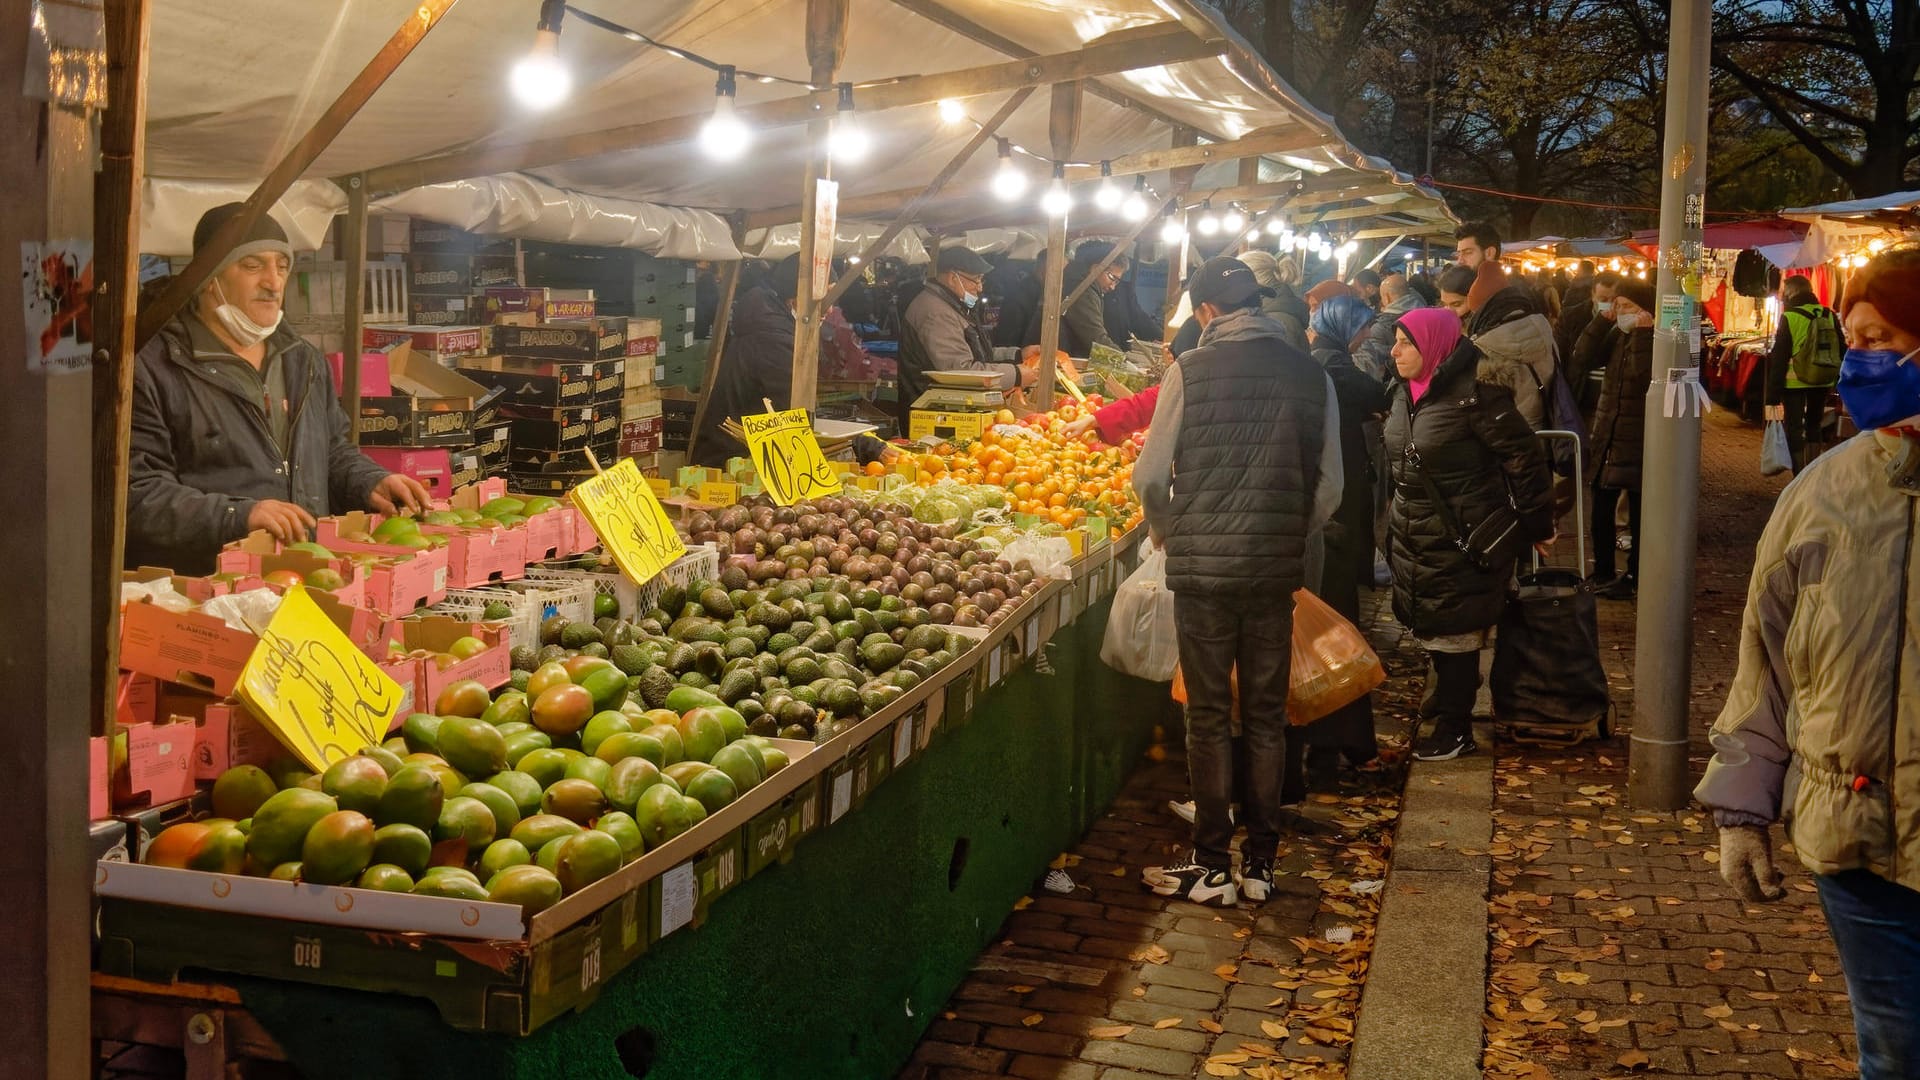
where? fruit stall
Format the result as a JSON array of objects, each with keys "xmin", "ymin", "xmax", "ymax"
[{"xmin": 94, "ymin": 396, "xmax": 1169, "ymax": 1078}]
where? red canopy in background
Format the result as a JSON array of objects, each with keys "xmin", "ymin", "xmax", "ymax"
[{"xmin": 1625, "ymin": 217, "xmax": 1810, "ymax": 260}]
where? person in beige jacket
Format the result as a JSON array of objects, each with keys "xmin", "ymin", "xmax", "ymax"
[{"xmin": 1695, "ymin": 248, "xmax": 1920, "ymax": 1080}]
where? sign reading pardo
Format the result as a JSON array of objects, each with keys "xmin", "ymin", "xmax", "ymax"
[
  {"xmin": 742, "ymin": 408, "xmax": 842, "ymax": 506},
  {"xmin": 570, "ymin": 457, "xmax": 686, "ymax": 584},
  {"xmin": 238, "ymin": 584, "xmax": 406, "ymax": 772}
]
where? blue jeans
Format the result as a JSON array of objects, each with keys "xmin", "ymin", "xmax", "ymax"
[{"xmin": 1815, "ymin": 869, "xmax": 1920, "ymax": 1079}]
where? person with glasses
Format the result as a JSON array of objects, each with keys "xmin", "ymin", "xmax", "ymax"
[
  {"xmin": 1027, "ymin": 241, "xmax": 1130, "ymax": 360},
  {"xmin": 897, "ymin": 245, "xmax": 1034, "ymax": 433}
]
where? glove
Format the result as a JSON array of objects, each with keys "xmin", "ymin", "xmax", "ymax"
[{"xmin": 1718, "ymin": 825, "xmax": 1787, "ymax": 903}]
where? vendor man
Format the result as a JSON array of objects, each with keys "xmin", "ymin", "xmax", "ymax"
[
  {"xmin": 127, "ymin": 203, "xmax": 431, "ymax": 574},
  {"xmin": 898, "ymin": 245, "xmax": 1035, "ymax": 431}
]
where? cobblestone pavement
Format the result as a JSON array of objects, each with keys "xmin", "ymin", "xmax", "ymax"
[
  {"xmin": 902, "ymin": 594, "xmax": 1425, "ymax": 1080},
  {"xmin": 1482, "ymin": 411, "xmax": 1858, "ymax": 1080}
]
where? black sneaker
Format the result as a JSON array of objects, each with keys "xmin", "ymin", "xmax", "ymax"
[
  {"xmin": 1595, "ymin": 575, "xmax": 1637, "ymax": 601},
  {"xmin": 1412, "ymin": 729, "xmax": 1477, "ymax": 762},
  {"xmin": 1143, "ymin": 856, "xmax": 1239, "ymax": 906},
  {"xmin": 1238, "ymin": 859, "xmax": 1275, "ymax": 902}
]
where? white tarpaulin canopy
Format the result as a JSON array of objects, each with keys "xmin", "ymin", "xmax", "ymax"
[{"xmin": 140, "ymin": 0, "xmax": 1449, "ymax": 257}]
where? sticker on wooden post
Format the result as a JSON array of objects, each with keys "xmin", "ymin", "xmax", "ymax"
[
  {"xmin": 742, "ymin": 407, "xmax": 842, "ymax": 506},
  {"xmin": 569, "ymin": 457, "xmax": 687, "ymax": 585},
  {"xmin": 237, "ymin": 584, "xmax": 406, "ymax": 772}
]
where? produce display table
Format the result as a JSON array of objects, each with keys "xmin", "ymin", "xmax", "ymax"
[{"xmin": 99, "ymin": 537, "xmax": 1161, "ymax": 1080}]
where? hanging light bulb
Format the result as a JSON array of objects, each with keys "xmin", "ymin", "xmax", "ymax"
[
  {"xmin": 699, "ymin": 66, "xmax": 751, "ymax": 161},
  {"xmin": 1247, "ymin": 229, "xmax": 1264, "ymax": 243},
  {"xmin": 1092, "ymin": 162, "xmax": 1123, "ymax": 211},
  {"xmin": 1869, "ymin": 238, "xmax": 1888, "ymax": 253},
  {"xmin": 1265, "ymin": 218, "xmax": 1287, "ymax": 237},
  {"xmin": 1120, "ymin": 177, "xmax": 1149, "ymax": 222},
  {"xmin": 828, "ymin": 83, "xmax": 870, "ymax": 163},
  {"xmin": 1291, "ymin": 234, "xmax": 1310, "ymax": 252},
  {"xmin": 1340, "ymin": 240, "xmax": 1360, "ymax": 256},
  {"xmin": 990, "ymin": 139, "xmax": 1028, "ymax": 201},
  {"xmin": 847, "ymin": 255, "xmax": 862, "ymax": 265},
  {"xmin": 1635, "ymin": 268, "xmax": 1648, "ymax": 279},
  {"xmin": 1195, "ymin": 201, "xmax": 1220, "ymax": 236},
  {"xmin": 1159, "ymin": 214, "xmax": 1187, "ymax": 245},
  {"xmin": 1221, "ymin": 204, "xmax": 1247, "ymax": 233},
  {"xmin": 510, "ymin": 0, "xmax": 572, "ymax": 109},
  {"xmin": 1609, "ymin": 258, "xmax": 1622, "ymax": 272},
  {"xmin": 936, "ymin": 98, "xmax": 967, "ymax": 126},
  {"xmin": 1040, "ymin": 166, "xmax": 1073, "ymax": 218}
]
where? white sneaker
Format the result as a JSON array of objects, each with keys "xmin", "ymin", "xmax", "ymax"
[
  {"xmin": 1238, "ymin": 860, "xmax": 1274, "ymax": 902},
  {"xmin": 1043, "ymin": 869, "xmax": 1076, "ymax": 894},
  {"xmin": 1169, "ymin": 800, "xmax": 1236, "ymax": 825},
  {"xmin": 1143, "ymin": 858, "xmax": 1239, "ymax": 906}
]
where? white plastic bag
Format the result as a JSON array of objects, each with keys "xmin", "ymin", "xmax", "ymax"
[
  {"xmin": 1760, "ymin": 420, "xmax": 1793, "ymax": 477},
  {"xmin": 1101, "ymin": 544, "xmax": 1179, "ymax": 681},
  {"xmin": 1002, "ymin": 535, "xmax": 1075, "ymax": 580}
]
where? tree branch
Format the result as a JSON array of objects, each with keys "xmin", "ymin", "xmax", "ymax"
[{"xmin": 1711, "ymin": 49, "xmax": 1862, "ymax": 186}]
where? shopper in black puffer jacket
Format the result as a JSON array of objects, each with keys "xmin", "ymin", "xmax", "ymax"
[
  {"xmin": 1384, "ymin": 307, "xmax": 1555, "ymax": 761},
  {"xmin": 1580, "ymin": 277, "xmax": 1657, "ymax": 599}
]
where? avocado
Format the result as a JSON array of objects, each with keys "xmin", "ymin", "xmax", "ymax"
[
  {"xmin": 862, "ymin": 641, "xmax": 907, "ymax": 672},
  {"xmin": 747, "ymin": 602, "xmax": 794, "ymax": 632},
  {"xmin": 678, "ymin": 672, "xmax": 713, "ymax": 689},
  {"xmin": 509, "ymin": 645, "xmax": 539, "ymax": 672},
  {"xmin": 694, "ymin": 643, "xmax": 726, "ymax": 678},
  {"xmin": 560, "ymin": 622, "xmax": 604, "ymax": 650},
  {"xmin": 698, "ymin": 587, "xmax": 736, "ymax": 620},
  {"xmin": 719, "ymin": 565, "xmax": 750, "ymax": 591},
  {"xmin": 664, "ymin": 642, "xmax": 697, "ymax": 674},
  {"xmin": 765, "ymin": 631, "xmax": 799, "ymax": 654},
  {"xmin": 716, "ymin": 668, "xmax": 758, "ymax": 704},
  {"xmin": 635, "ymin": 667, "xmax": 678, "ymax": 710},
  {"xmin": 611, "ymin": 643, "xmax": 652, "ymax": 676},
  {"xmin": 540, "ymin": 616, "xmax": 571, "ymax": 647},
  {"xmin": 578, "ymin": 641, "xmax": 610, "ymax": 659},
  {"xmin": 722, "ymin": 636, "xmax": 759, "ymax": 661},
  {"xmin": 657, "ymin": 585, "xmax": 687, "ymax": 615}
]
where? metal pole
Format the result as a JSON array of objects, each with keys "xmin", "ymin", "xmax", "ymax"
[{"xmin": 1628, "ymin": 0, "xmax": 1709, "ymax": 810}]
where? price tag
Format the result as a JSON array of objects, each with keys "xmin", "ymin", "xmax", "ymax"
[
  {"xmin": 694, "ymin": 481, "xmax": 740, "ymax": 506},
  {"xmin": 569, "ymin": 458, "xmax": 687, "ymax": 585},
  {"xmin": 743, "ymin": 408, "xmax": 843, "ymax": 506},
  {"xmin": 988, "ymin": 646, "xmax": 1003, "ymax": 686},
  {"xmin": 658, "ymin": 863, "xmax": 696, "ymax": 938},
  {"xmin": 646, "ymin": 477, "xmax": 671, "ymax": 498},
  {"xmin": 237, "ymin": 584, "xmax": 406, "ymax": 772},
  {"xmin": 892, "ymin": 717, "xmax": 913, "ymax": 766},
  {"xmin": 1024, "ymin": 620, "xmax": 1040, "ymax": 656},
  {"xmin": 1058, "ymin": 593, "xmax": 1073, "ymax": 627},
  {"xmin": 830, "ymin": 768, "xmax": 853, "ymax": 823}
]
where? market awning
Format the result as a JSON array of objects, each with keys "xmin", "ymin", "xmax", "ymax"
[
  {"xmin": 139, "ymin": 0, "xmax": 1451, "ymax": 257},
  {"xmin": 1782, "ymin": 190, "xmax": 1920, "ymax": 227}
]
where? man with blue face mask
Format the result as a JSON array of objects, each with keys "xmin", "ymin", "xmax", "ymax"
[
  {"xmin": 896, "ymin": 245, "xmax": 1033, "ymax": 433},
  {"xmin": 127, "ymin": 203, "xmax": 430, "ymax": 574}
]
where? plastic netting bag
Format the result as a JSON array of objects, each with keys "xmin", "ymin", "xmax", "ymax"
[
  {"xmin": 1100, "ymin": 544, "xmax": 1178, "ymax": 680},
  {"xmin": 1760, "ymin": 420, "xmax": 1793, "ymax": 477},
  {"xmin": 1002, "ymin": 535, "xmax": 1075, "ymax": 580}
]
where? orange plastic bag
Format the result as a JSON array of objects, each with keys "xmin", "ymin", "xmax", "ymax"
[{"xmin": 1169, "ymin": 589, "xmax": 1385, "ymax": 726}]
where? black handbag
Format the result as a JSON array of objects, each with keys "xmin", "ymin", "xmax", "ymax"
[{"xmin": 1407, "ymin": 444, "xmax": 1525, "ymax": 573}]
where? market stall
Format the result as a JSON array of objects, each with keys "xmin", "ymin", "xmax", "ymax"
[{"xmin": 69, "ymin": 2, "xmax": 1450, "ymax": 1076}]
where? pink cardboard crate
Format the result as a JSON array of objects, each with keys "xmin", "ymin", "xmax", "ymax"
[
  {"xmin": 211, "ymin": 536, "xmax": 369, "ymax": 608},
  {"xmin": 325, "ymin": 351, "xmax": 394, "ymax": 397},
  {"xmin": 312, "ymin": 512, "xmax": 452, "ymax": 611},
  {"xmin": 119, "ymin": 587, "xmax": 396, "ymax": 697},
  {"xmin": 418, "ymin": 520, "xmax": 529, "ymax": 588},
  {"xmin": 122, "ymin": 720, "xmax": 197, "ymax": 808},
  {"xmin": 90, "ymin": 735, "xmax": 111, "ymax": 819},
  {"xmin": 194, "ymin": 700, "xmax": 285, "ymax": 781},
  {"xmin": 389, "ymin": 618, "xmax": 512, "ymax": 711},
  {"xmin": 360, "ymin": 446, "xmax": 455, "ymax": 500}
]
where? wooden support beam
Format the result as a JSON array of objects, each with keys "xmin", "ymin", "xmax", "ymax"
[
  {"xmin": 1353, "ymin": 222, "xmax": 1455, "ymax": 240},
  {"xmin": 685, "ymin": 255, "xmax": 743, "ymax": 463},
  {"xmin": 1364, "ymin": 235, "xmax": 1408, "ymax": 270},
  {"xmin": 1276, "ymin": 199, "xmax": 1417, "ymax": 224},
  {"xmin": 135, "ymin": 0, "xmax": 460, "ymax": 348},
  {"xmin": 1237, "ymin": 183, "xmax": 1306, "ymax": 251},
  {"xmin": 362, "ymin": 26, "xmax": 1219, "ymax": 195},
  {"xmin": 886, "ymin": 0, "xmax": 1203, "ymax": 135},
  {"xmin": 1062, "ymin": 188, "xmax": 1186, "ymax": 312},
  {"xmin": 339, "ymin": 176, "xmax": 368, "ymax": 436},
  {"xmin": 1162, "ymin": 127, "xmax": 1202, "ymax": 327},
  {"xmin": 92, "ymin": 0, "xmax": 151, "ymax": 738},
  {"xmin": 1062, "ymin": 128, "xmax": 1329, "ymax": 182},
  {"xmin": 789, "ymin": 0, "xmax": 850, "ymax": 415},
  {"xmin": 1034, "ymin": 81, "xmax": 1081, "ymax": 406},
  {"xmin": 819, "ymin": 87, "xmax": 1033, "ymax": 312}
]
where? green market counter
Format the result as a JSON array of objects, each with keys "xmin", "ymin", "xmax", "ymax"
[{"xmin": 97, "ymin": 534, "xmax": 1164, "ymax": 1080}]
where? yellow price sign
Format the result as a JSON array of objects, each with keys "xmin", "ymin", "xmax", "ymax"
[
  {"xmin": 694, "ymin": 481, "xmax": 740, "ymax": 506},
  {"xmin": 237, "ymin": 584, "xmax": 407, "ymax": 773},
  {"xmin": 742, "ymin": 408, "xmax": 842, "ymax": 506},
  {"xmin": 569, "ymin": 457, "xmax": 687, "ymax": 585}
]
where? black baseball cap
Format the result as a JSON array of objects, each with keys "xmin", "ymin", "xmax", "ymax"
[{"xmin": 1190, "ymin": 256, "xmax": 1268, "ymax": 307}]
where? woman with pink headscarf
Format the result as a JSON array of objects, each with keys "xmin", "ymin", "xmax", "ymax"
[{"xmin": 1383, "ymin": 307, "xmax": 1555, "ymax": 761}]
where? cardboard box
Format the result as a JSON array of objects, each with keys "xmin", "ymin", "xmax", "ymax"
[
  {"xmin": 364, "ymin": 324, "xmax": 492, "ymax": 360},
  {"xmin": 388, "ymin": 618, "xmax": 513, "ymax": 709},
  {"xmin": 360, "ymin": 446, "xmax": 455, "ymax": 500},
  {"xmin": 592, "ymin": 361, "xmax": 625, "ymax": 403},
  {"xmin": 909, "ymin": 409, "xmax": 994, "ymax": 442},
  {"xmin": 418, "ymin": 517, "xmax": 529, "ymax": 588},
  {"xmin": 407, "ymin": 218, "xmax": 512, "ymax": 254},
  {"xmin": 357, "ymin": 345, "xmax": 502, "ymax": 447},
  {"xmin": 477, "ymin": 286, "xmax": 597, "ymax": 322},
  {"xmin": 325, "ymin": 351, "xmax": 393, "ymax": 397},
  {"xmin": 90, "ymin": 735, "xmax": 113, "ymax": 821},
  {"xmin": 407, "ymin": 251, "xmax": 517, "ymax": 296},
  {"xmin": 506, "ymin": 405, "xmax": 595, "ymax": 451},
  {"xmin": 447, "ymin": 451, "xmax": 485, "ymax": 491},
  {"xmin": 621, "ymin": 394, "xmax": 664, "ymax": 423},
  {"xmin": 406, "ymin": 295, "xmax": 473, "ymax": 327},
  {"xmin": 209, "ymin": 539, "xmax": 370, "ymax": 608},
  {"xmin": 194, "ymin": 699, "xmax": 283, "ymax": 781},
  {"xmin": 115, "ymin": 791, "xmax": 212, "ymax": 861},
  {"xmin": 121, "ymin": 719, "xmax": 198, "ymax": 808},
  {"xmin": 119, "ymin": 585, "xmax": 398, "ymax": 696},
  {"xmin": 470, "ymin": 422, "xmax": 511, "ymax": 467},
  {"xmin": 458, "ymin": 354, "xmax": 599, "ymax": 407},
  {"xmin": 494, "ymin": 317, "xmax": 629, "ymax": 362},
  {"xmin": 310, "ymin": 512, "xmax": 455, "ymax": 611}
]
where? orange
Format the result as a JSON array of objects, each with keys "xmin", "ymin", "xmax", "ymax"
[{"xmin": 864, "ymin": 461, "xmax": 887, "ymax": 477}]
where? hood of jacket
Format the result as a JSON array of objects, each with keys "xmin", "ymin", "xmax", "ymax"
[
  {"xmin": 1469, "ymin": 284, "xmax": 1542, "ymax": 335},
  {"xmin": 1473, "ymin": 311, "xmax": 1556, "ymax": 373},
  {"xmin": 1197, "ymin": 308, "xmax": 1297, "ymax": 348},
  {"xmin": 1382, "ymin": 290, "xmax": 1425, "ymax": 318}
]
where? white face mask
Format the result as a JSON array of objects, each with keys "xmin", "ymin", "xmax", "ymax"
[
  {"xmin": 211, "ymin": 279, "xmax": 282, "ymax": 347},
  {"xmin": 961, "ymin": 291, "xmax": 979, "ymax": 309},
  {"xmin": 1595, "ymin": 299, "xmax": 1615, "ymax": 317},
  {"xmin": 1615, "ymin": 311, "xmax": 1644, "ymax": 331}
]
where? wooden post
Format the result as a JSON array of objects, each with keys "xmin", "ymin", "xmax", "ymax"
[
  {"xmin": 1034, "ymin": 80, "xmax": 1082, "ymax": 407},
  {"xmin": 789, "ymin": 0, "xmax": 849, "ymax": 414},
  {"xmin": 339, "ymin": 175, "xmax": 368, "ymax": 435},
  {"xmin": 685, "ymin": 257, "xmax": 743, "ymax": 463},
  {"xmin": 1234, "ymin": 157, "xmax": 1262, "ymax": 253},
  {"xmin": 1162, "ymin": 128, "xmax": 1201, "ymax": 336},
  {"xmin": 134, "ymin": 0, "xmax": 461, "ymax": 349},
  {"xmin": 1061, "ymin": 188, "xmax": 1187, "ymax": 313},
  {"xmin": 3, "ymin": 0, "xmax": 101, "ymax": 1070},
  {"xmin": 818, "ymin": 86, "xmax": 1033, "ymax": 312},
  {"xmin": 91, "ymin": 0, "xmax": 151, "ymax": 738}
]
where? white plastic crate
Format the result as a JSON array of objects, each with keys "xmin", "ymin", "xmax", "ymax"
[
  {"xmin": 431, "ymin": 577, "xmax": 595, "ymax": 653},
  {"xmin": 528, "ymin": 544, "xmax": 720, "ymax": 619}
]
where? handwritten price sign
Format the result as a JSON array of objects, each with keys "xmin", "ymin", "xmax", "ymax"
[
  {"xmin": 569, "ymin": 457, "xmax": 686, "ymax": 585},
  {"xmin": 742, "ymin": 408, "xmax": 842, "ymax": 506},
  {"xmin": 237, "ymin": 584, "xmax": 407, "ymax": 772}
]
